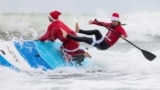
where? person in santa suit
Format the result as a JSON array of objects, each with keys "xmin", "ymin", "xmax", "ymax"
[
  {"xmin": 61, "ymin": 12, "xmax": 127, "ymax": 50},
  {"xmin": 39, "ymin": 10, "xmax": 91, "ymax": 65}
]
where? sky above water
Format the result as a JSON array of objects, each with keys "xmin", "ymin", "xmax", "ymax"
[{"xmin": 0, "ymin": 0, "xmax": 160, "ymax": 14}]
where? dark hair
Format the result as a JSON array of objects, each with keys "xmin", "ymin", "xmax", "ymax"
[
  {"xmin": 118, "ymin": 21, "xmax": 121, "ymax": 25},
  {"xmin": 111, "ymin": 21, "xmax": 121, "ymax": 28}
]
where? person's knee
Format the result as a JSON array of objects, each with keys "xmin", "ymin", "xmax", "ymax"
[
  {"xmin": 93, "ymin": 29, "xmax": 101, "ymax": 35},
  {"xmin": 72, "ymin": 54, "xmax": 85, "ymax": 65},
  {"xmin": 83, "ymin": 37, "xmax": 92, "ymax": 44},
  {"xmin": 93, "ymin": 29, "xmax": 102, "ymax": 40},
  {"xmin": 93, "ymin": 29, "xmax": 99, "ymax": 33}
]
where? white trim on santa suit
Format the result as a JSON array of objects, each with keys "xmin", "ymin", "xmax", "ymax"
[
  {"xmin": 111, "ymin": 16, "xmax": 119, "ymax": 21},
  {"xmin": 48, "ymin": 14, "xmax": 55, "ymax": 21}
]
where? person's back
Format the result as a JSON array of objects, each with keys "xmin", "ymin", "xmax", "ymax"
[
  {"xmin": 105, "ymin": 24, "xmax": 127, "ymax": 46},
  {"xmin": 52, "ymin": 20, "xmax": 80, "ymax": 51},
  {"xmin": 39, "ymin": 10, "xmax": 91, "ymax": 62}
]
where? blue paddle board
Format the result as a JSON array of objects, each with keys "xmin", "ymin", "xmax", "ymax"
[
  {"xmin": 35, "ymin": 41, "xmax": 92, "ymax": 68},
  {"xmin": 0, "ymin": 40, "xmax": 92, "ymax": 71},
  {"xmin": 34, "ymin": 41, "xmax": 66, "ymax": 69},
  {"xmin": 0, "ymin": 55, "xmax": 17, "ymax": 70},
  {"xmin": 14, "ymin": 40, "xmax": 52, "ymax": 70}
]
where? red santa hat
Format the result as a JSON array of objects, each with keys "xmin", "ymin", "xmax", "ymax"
[
  {"xmin": 111, "ymin": 12, "xmax": 120, "ymax": 21},
  {"xmin": 48, "ymin": 10, "xmax": 61, "ymax": 20}
]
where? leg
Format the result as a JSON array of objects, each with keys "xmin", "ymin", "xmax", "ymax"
[
  {"xmin": 61, "ymin": 28, "xmax": 93, "ymax": 45},
  {"xmin": 75, "ymin": 23, "xmax": 103, "ymax": 40},
  {"xmin": 72, "ymin": 51, "xmax": 91, "ymax": 66},
  {"xmin": 79, "ymin": 29, "xmax": 103, "ymax": 40},
  {"xmin": 75, "ymin": 23, "xmax": 102, "ymax": 40},
  {"xmin": 84, "ymin": 51, "xmax": 91, "ymax": 58},
  {"xmin": 61, "ymin": 28, "xmax": 104, "ymax": 49},
  {"xmin": 67, "ymin": 34, "xmax": 93, "ymax": 45}
]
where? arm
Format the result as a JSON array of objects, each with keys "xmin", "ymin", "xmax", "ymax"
[
  {"xmin": 119, "ymin": 27, "xmax": 128, "ymax": 39},
  {"xmin": 39, "ymin": 26, "xmax": 56, "ymax": 41},
  {"xmin": 121, "ymin": 35, "xmax": 127, "ymax": 39},
  {"xmin": 39, "ymin": 31, "xmax": 52, "ymax": 41},
  {"xmin": 89, "ymin": 20, "xmax": 110, "ymax": 27}
]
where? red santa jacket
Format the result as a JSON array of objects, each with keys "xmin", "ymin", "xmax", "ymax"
[
  {"xmin": 39, "ymin": 20, "xmax": 84, "ymax": 56},
  {"xmin": 92, "ymin": 21, "xmax": 127, "ymax": 46}
]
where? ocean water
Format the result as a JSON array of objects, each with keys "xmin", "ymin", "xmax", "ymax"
[{"xmin": 0, "ymin": 12, "xmax": 160, "ymax": 90}]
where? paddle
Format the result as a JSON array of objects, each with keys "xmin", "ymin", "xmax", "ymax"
[{"xmin": 95, "ymin": 19, "xmax": 156, "ymax": 61}]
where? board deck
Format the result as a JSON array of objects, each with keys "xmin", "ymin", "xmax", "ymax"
[
  {"xmin": 0, "ymin": 41, "xmax": 31, "ymax": 70},
  {"xmin": 14, "ymin": 41, "xmax": 52, "ymax": 70},
  {"xmin": 0, "ymin": 55, "xmax": 16, "ymax": 69},
  {"xmin": 35, "ymin": 41, "xmax": 66, "ymax": 69}
]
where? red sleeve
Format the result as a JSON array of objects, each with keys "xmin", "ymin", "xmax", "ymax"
[
  {"xmin": 92, "ymin": 21, "xmax": 110, "ymax": 27},
  {"xmin": 39, "ymin": 25, "xmax": 56, "ymax": 41},
  {"xmin": 118, "ymin": 26, "xmax": 128, "ymax": 37}
]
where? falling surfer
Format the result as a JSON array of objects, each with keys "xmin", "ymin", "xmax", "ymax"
[
  {"xmin": 62, "ymin": 12, "xmax": 128, "ymax": 50},
  {"xmin": 39, "ymin": 10, "xmax": 91, "ymax": 65}
]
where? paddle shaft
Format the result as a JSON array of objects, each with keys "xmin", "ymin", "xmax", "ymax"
[
  {"xmin": 109, "ymin": 29, "xmax": 142, "ymax": 50},
  {"xmin": 122, "ymin": 38, "xmax": 142, "ymax": 50},
  {"xmin": 107, "ymin": 28, "xmax": 142, "ymax": 50}
]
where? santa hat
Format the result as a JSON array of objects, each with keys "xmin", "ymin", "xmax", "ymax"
[
  {"xmin": 111, "ymin": 12, "xmax": 120, "ymax": 21},
  {"xmin": 48, "ymin": 10, "xmax": 61, "ymax": 20}
]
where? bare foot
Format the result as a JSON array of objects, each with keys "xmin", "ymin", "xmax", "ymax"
[
  {"xmin": 84, "ymin": 52, "xmax": 91, "ymax": 58},
  {"xmin": 75, "ymin": 22, "xmax": 80, "ymax": 33},
  {"xmin": 61, "ymin": 28, "xmax": 67, "ymax": 38}
]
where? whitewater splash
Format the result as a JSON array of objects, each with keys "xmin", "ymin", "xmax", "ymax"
[{"xmin": 0, "ymin": 12, "xmax": 160, "ymax": 42}]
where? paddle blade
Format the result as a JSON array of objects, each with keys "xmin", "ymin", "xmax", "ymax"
[{"xmin": 141, "ymin": 49, "xmax": 156, "ymax": 61}]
